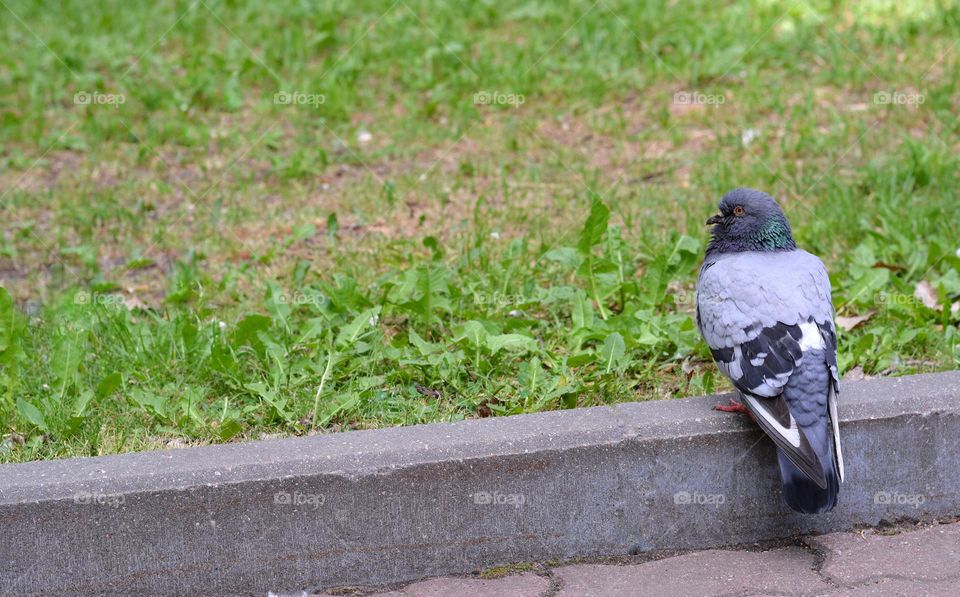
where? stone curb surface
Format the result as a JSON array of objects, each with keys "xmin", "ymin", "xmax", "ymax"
[{"xmin": 1, "ymin": 372, "xmax": 959, "ymax": 595}]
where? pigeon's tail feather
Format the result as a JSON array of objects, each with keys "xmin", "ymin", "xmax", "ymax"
[
  {"xmin": 775, "ymin": 350, "xmax": 841, "ymax": 514},
  {"xmin": 777, "ymin": 420, "xmax": 839, "ymax": 514},
  {"xmin": 778, "ymin": 450, "xmax": 839, "ymax": 513}
]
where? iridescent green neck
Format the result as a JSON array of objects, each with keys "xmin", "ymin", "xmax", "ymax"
[
  {"xmin": 753, "ymin": 218, "xmax": 796, "ymax": 251},
  {"xmin": 706, "ymin": 216, "xmax": 797, "ymax": 255}
]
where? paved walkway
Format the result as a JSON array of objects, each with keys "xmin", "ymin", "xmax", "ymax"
[{"xmin": 320, "ymin": 521, "xmax": 960, "ymax": 596}]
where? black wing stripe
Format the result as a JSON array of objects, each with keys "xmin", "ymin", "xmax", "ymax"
[
  {"xmin": 711, "ymin": 346, "xmax": 734, "ymax": 363},
  {"xmin": 725, "ymin": 322, "xmax": 804, "ymax": 395}
]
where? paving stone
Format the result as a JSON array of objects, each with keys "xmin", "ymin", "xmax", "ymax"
[
  {"xmin": 366, "ymin": 573, "xmax": 550, "ymax": 597},
  {"xmin": 554, "ymin": 547, "xmax": 828, "ymax": 597},
  {"xmin": 809, "ymin": 522, "xmax": 960, "ymax": 586},
  {"xmin": 823, "ymin": 577, "xmax": 960, "ymax": 596}
]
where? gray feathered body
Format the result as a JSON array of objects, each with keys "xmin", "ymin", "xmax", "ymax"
[{"xmin": 697, "ymin": 249, "xmax": 844, "ymax": 513}]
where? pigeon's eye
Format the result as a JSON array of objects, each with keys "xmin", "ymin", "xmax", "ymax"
[{"xmin": 733, "ymin": 206, "xmax": 745, "ymax": 216}]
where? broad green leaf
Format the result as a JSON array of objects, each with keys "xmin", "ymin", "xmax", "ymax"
[
  {"xmin": 218, "ymin": 418, "xmax": 243, "ymax": 441},
  {"xmin": 73, "ymin": 389, "xmax": 95, "ymax": 417},
  {"xmin": 411, "ymin": 266, "xmax": 450, "ymax": 333},
  {"xmin": 296, "ymin": 317, "xmax": 327, "ymax": 343},
  {"xmin": 636, "ymin": 326, "xmax": 662, "ymax": 346},
  {"xmin": 845, "ymin": 268, "xmax": 890, "ymax": 306},
  {"xmin": 408, "ymin": 328, "xmax": 442, "ymax": 356},
  {"xmin": 245, "ymin": 381, "xmax": 292, "ymax": 422},
  {"xmin": 0, "ymin": 287, "xmax": 15, "ymax": 353},
  {"xmin": 386, "ymin": 268, "xmax": 418, "ymax": 304},
  {"xmin": 600, "ymin": 332, "xmax": 627, "ymax": 373},
  {"xmin": 572, "ymin": 291, "xmax": 594, "ymax": 329},
  {"xmin": 96, "ymin": 372, "xmax": 123, "ymax": 399},
  {"xmin": 667, "ymin": 235, "xmax": 701, "ymax": 267},
  {"xmin": 578, "ymin": 200, "xmax": 610, "ymax": 254},
  {"xmin": 232, "ymin": 314, "xmax": 272, "ymax": 352},
  {"xmin": 518, "ymin": 356, "xmax": 545, "ymax": 396},
  {"xmin": 542, "ymin": 285, "xmax": 577, "ymax": 304},
  {"xmin": 567, "ymin": 352, "xmax": 594, "ymax": 367},
  {"xmin": 17, "ymin": 398, "xmax": 48, "ymax": 432},
  {"xmin": 487, "ymin": 333, "xmax": 537, "ymax": 354},
  {"xmin": 543, "ymin": 247, "xmax": 583, "ymax": 269},
  {"xmin": 292, "ymin": 259, "xmax": 311, "ymax": 287},
  {"xmin": 0, "ymin": 287, "xmax": 22, "ymax": 402},
  {"xmin": 210, "ymin": 340, "xmax": 238, "ymax": 375},
  {"xmin": 53, "ymin": 330, "xmax": 85, "ymax": 395},
  {"xmin": 335, "ymin": 306, "xmax": 381, "ymax": 347},
  {"xmin": 130, "ymin": 389, "xmax": 168, "ymax": 419},
  {"xmin": 265, "ymin": 283, "xmax": 292, "ymax": 326},
  {"xmin": 458, "ymin": 320, "xmax": 489, "ymax": 348},
  {"xmin": 315, "ymin": 392, "xmax": 360, "ymax": 428},
  {"xmin": 936, "ymin": 269, "xmax": 960, "ymax": 295},
  {"xmin": 897, "ymin": 328, "xmax": 921, "ymax": 345}
]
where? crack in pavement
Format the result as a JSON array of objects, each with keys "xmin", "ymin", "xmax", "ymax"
[{"xmin": 536, "ymin": 565, "xmax": 563, "ymax": 597}]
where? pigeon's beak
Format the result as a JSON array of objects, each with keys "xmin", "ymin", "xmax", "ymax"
[{"xmin": 706, "ymin": 214, "xmax": 723, "ymax": 226}]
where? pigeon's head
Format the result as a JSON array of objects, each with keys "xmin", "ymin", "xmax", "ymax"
[{"xmin": 705, "ymin": 188, "xmax": 796, "ymax": 255}]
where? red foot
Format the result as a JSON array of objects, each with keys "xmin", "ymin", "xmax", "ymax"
[{"xmin": 714, "ymin": 399, "xmax": 756, "ymax": 422}]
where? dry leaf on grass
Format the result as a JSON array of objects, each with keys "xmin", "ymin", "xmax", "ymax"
[
  {"xmin": 836, "ymin": 311, "xmax": 874, "ymax": 331},
  {"xmin": 914, "ymin": 280, "xmax": 939, "ymax": 310}
]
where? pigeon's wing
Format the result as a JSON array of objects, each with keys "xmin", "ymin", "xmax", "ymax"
[
  {"xmin": 703, "ymin": 321, "xmax": 804, "ymax": 398},
  {"xmin": 697, "ymin": 250, "xmax": 838, "ymax": 488}
]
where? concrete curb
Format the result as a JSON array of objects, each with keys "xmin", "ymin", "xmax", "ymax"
[{"xmin": 2, "ymin": 372, "xmax": 959, "ymax": 595}]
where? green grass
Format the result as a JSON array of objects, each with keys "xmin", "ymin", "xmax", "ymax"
[{"xmin": 1, "ymin": 0, "xmax": 959, "ymax": 463}]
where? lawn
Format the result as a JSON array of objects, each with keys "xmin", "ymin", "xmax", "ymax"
[{"xmin": 1, "ymin": 0, "xmax": 958, "ymax": 463}]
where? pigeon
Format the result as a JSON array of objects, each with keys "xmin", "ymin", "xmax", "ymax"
[{"xmin": 695, "ymin": 188, "xmax": 844, "ymax": 514}]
